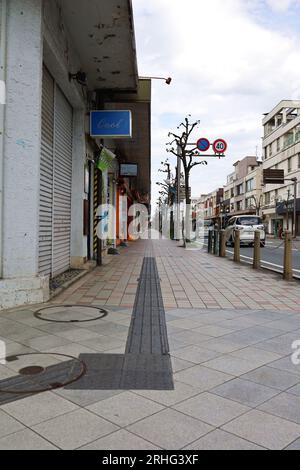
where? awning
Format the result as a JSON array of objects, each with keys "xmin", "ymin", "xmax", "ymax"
[{"xmin": 61, "ymin": 0, "xmax": 138, "ymax": 91}]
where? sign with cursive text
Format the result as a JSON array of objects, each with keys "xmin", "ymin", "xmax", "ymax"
[{"xmin": 90, "ymin": 110, "xmax": 132, "ymax": 139}]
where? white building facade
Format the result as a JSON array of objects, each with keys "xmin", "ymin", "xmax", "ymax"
[
  {"xmin": 0, "ymin": 0, "xmax": 139, "ymax": 310},
  {"xmin": 262, "ymin": 100, "xmax": 300, "ymax": 236}
]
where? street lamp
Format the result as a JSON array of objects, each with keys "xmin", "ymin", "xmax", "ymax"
[{"xmin": 139, "ymin": 76, "xmax": 172, "ymax": 85}]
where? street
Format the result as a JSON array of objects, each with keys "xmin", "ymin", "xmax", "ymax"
[
  {"xmin": 226, "ymin": 239, "xmax": 300, "ymax": 278},
  {"xmin": 202, "ymin": 239, "xmax": 300, "ymax": 278}
]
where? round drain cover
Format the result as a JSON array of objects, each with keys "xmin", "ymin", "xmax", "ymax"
[
  {"xmin": 34, "ymin": 304, "xmax": 108, "ymax": 323},
  {"xmin": 0, "ymin": 353, "xmax": 86, "ymax": 394},
  {"xmin": 19, "ymin": 366, "xmax": 45, "ymax": 376}
]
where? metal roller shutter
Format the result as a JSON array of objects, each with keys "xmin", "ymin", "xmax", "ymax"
[
  {"xmin": 39, "ymin": 66, "xmax": 54, "ymax": 276},
  {"xmin": 52, "ymin": 86, "xmax": 73, "ymax": 277}
]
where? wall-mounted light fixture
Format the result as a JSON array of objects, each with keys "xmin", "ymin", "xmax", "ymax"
[{"xmin": 69, "ymin": 70, "xmax": 87, "ymax": 86}]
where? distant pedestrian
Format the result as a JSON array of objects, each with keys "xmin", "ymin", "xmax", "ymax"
[{"xmin": 278, "ymin": 224, "xmax": 283, "ymax": 239}]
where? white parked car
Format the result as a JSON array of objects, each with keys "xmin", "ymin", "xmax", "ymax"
[{"xmin": 225, "ymin": 215, "xmax": 266, "ymax": 247}]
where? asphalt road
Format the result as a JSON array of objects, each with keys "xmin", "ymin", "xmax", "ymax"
[{"xmin": 202, "ymin": 239, "xmax": 300, "ymax": 278}]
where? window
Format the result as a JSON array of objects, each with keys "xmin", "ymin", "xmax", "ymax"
[
  {"xmin": 288, "ymin": 157, "xmax": 292, "ymax": 173},
  {"xmin": 236, "ymin": 184, "xmax": 244, "ymax": 196},
  {"xmin": 269, "ymin": 144, "xmax": 273, "ymax": 157},
  {"xmin": 263, "ymin": 147, "xmax": 267, "ymax": 160},
  {"xmin": 265, "ymin": 192, "xmax": 271, "ymax": 205},
  {"xmin": 236, "ymin": 201, "xmax": 243, "ymax": 211},
  {"xmin": 245, "ymin": 198, "xmax": 253, "ymax": 209},
  {"xmin": 277, "ymin": 138, "xmax": 281, "ymax": 152},
  {"xmin": 298, "ymin": 154, "xmax": 300, "ymax": 169},
  {"xmin": 236, "ymin": 216, "xmax": 262, "ymax": 226},
  {"xmin": 246, "ymin": 179, "xmax": 254, "ymax": 192}
]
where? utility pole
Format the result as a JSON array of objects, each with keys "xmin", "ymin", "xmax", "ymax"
[
  {"xmin": 292, "ymin": 177, "xmax": 298, "ymax": 238},
  {"xmin": 176, "ymin": 146, "xmax": 181, "ymax": 241}
]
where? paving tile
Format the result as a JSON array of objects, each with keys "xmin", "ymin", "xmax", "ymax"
[
  {"xmin": 171, "ymin": 345, "xmax": 221, "ymax": 364},
  {"xmin": 0, "ymin": 429, "xmax": 58, "ymax": 450},
  {"xmin": 242, "ymin": 366, "xmax": 300, "ymax": 391},
  {"xmin": 0, "ymin": 409, "xmax": 24, "ymax": 438},
  {"xmin": 285, "ymin": 438, "xmax": 300, "ymax": 450},
  {"xmin": 1, "ymin": 391, "xmax": 78, "ymax": 426},
  {"xmin": 46, "ymin": 343, "xmax": 102, "ymax": 358},
  {"xmin": 127, "ymin": 409, "xmax": 213, "ymax": 450},
  {"xmin": 171, "ymin": 331, "xmax": 213, "ymax": 346},
  {"xmin": 54, "ymin": 388, "xmax": 124, "ymax": 407},
  {"xmin": 211, "ymin": 378, "xmax": 279, "ymax": 407},
  {"xmin": 33, "ymin": 409, "xmax": 119, "ymax": 450},
  {"xmin": 230, "ymin": 347, "xmax": 281, "ymax": 365},
  {"xmin": 255, "ymin": 333, "xmax": 299, "ymax": 356},
  {"xmin": 167, "ymin": 318, "xmax": 205, "ymax": 330},
  {"xmin": 194, "ymin": 325, "xmax": 235, "ymax": 338},
  {"xmin": 175, "ymin": 365, "xmax": 233, "ymax": 391},
  {"xmin": 259, "ymin": 392, "xmax": 300, "ymax": 424},
  {"xmin": 171, "ymin": 356, "xmax": 195, "ymax": 373},
  {"xmin": 54, "ymin": 328, "xmax": 104, "ymax": 342},
  {"xmin": 184, "ymin": 429, "xmax": 265, "ymax": 450},
  {"xmin": 268, "ymin": 357, "xmax": 300, "ymax": 376},
  {"xmin": 80, "ymin": 429, "xmax": 160, "ymax": 450},
  {"xmin": 133, "ymin": 381, "xmax": 202, "ymax": 407},
  {"xmin": 87, "ymin": 392, "xmax": 164, "ymax": 426},
  {"xmin": 288, "ymin": 383, "xmax": 300, "ymax": 397},
  {"xmin": 203, "ymin": 355, "xmax": 261, "ymax": 376},
  {"xmin": 201, "ymin": 338, "xmax": 245, "ymax": 354},
  {"xmin": 223, "ymin": 410, "xmax": 300, "ymax": 450},
  {"xmin": 173, "ymin": 392, "xmax": 250, "ymax": 427},
  {"xmin": 20, "ymin": 334, "xmax": 72, "ymax": 352}
]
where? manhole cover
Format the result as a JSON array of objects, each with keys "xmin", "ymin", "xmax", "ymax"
[
  {"xmin": 19, "ymin": 366, "xmax": 45, "ymax": 376},
  {"xmin": 0, "ymin": 353, "xmax": 86, "ymax": 395},
  {"xmin": 34, "ymin": 305, "xmax": 108, "ymax": 323}
]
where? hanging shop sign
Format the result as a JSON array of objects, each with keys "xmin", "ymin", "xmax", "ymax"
[
  {"xmin": 96, "ymin": 147, "xmax": 116, "ymax": 172},
  {"xmin": 263, "ymin": 169, "xmax": 285, "ymax": 185},
  {"xmin": 90, "ymin": 110, "xmax": 132, "ymax": 139},
  {"xmin": 119, "ymin": 163, "xmax": 138, "ymax": 177}
]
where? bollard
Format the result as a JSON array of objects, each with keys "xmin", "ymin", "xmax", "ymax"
[
  {"xmin": 283, "ymin": 231, "xmax": 293, "ymax": 281},
  {"xmin": 219, "ymin": 230, "xmax": 226, "ymax": 257},
  {"xmin": 234, "ymin": 229, "xmax": 240, "ymax": 263},
  {"xmin": 214, "ymin": 230, "xmax": 219, "ymax": 255},
  {"xmin": 253, "ymin": 230, "xmax": 261, "ymax": 269}
]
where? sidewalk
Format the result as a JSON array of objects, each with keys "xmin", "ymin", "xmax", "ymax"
[{"xmin": 1, "ymin": 239, "xmax": 300, "ymax": 449}]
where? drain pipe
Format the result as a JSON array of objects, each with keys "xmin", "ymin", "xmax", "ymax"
[{"xmin": 0, "ymin": 0, "xmax": 6, "ymax": 278}]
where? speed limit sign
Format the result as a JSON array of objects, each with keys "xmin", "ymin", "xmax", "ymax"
[{"xmin": 213, "ymin": 139, "xmax": 227, "ymax": 154}]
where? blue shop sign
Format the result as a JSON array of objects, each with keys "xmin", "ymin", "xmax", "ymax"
[{"xmin": 90, "ymin": 110, "xmax": 132, "ymax": 139}]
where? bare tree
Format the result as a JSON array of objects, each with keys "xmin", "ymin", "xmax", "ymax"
[
  {"xmin": 249, "ymin": 195, "xmax": 264, "ymax": 216},
  {"xmin": 166, "ymin": 116, "xmax": 207, "ymax": 243}
]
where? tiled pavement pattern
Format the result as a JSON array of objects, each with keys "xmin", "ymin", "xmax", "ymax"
[
  {"xmin": 1, "ymin": 239, "xmax": 300, "ymax": 449},
  {"xmin": 51, "ymin": 239, "xmax": 300, "ymax": 311}
]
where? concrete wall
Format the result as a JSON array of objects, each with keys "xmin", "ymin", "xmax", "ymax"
[{"xmin": 0, "ymin": 0, "xmax": 87, "ymax": 310}]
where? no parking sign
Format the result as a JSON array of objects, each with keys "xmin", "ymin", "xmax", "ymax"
[{"xmin": 196, "ymin": 138, "xmax": 210, "ymax": 152}]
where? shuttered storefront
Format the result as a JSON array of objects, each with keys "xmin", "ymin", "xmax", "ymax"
[
  {"xmin": 39, "ymin": 67, "xmax": 54, "ymax": 276},
  {"xmin": 39, "ymin": 66, "xmax": 73, "ymax": 278},
  {"xmin": 52, "ymin": 87, "xmax": 73, "ymax": 276}
]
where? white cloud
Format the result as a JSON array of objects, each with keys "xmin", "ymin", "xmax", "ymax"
[
  {"xmin": 266, "ymin": 0, "xmax": 298, "ymax": 12},
  {"xmin": 132, "ymin": 0, "xmax": 300, "ymax": 202}
]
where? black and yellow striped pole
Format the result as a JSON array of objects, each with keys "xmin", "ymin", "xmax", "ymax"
[{"xmin": 93, "ymin": 166, "xmax": 102, "ymax": 266}]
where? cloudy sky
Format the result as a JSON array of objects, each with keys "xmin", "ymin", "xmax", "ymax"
[{"xmin": 132, "ymin": 0, "xmax": 300, "ymax": 203}]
